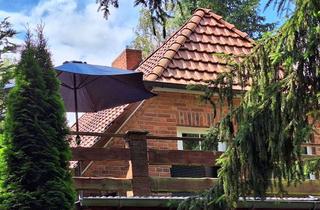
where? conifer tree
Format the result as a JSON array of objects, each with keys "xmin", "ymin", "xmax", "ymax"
[
  {"xmin": 179, "ymin": 0, "xmax": 319, "ymax": 209},
  {"xmin": 1, "ymin": 30, "xmax": 75, "ymax": 209},
  {"xmin": 34, "ymin": 27, "xmax": 75, "ymax": 207},
  {"xmin": 131, "ymin": 0, "xmax": 275, "ymax": 57}
]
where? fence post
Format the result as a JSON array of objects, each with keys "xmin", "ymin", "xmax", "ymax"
[{"xmin": 125, "ymin": 130, "xmax": 151, "ymax": 196}]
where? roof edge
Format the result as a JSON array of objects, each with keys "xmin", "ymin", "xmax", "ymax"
[
  {"xmin": 80, "ymin": 196, "xmax": 320, "ymax": 209},
  {"xmin": 145, "ymin": 9, "xmax": 206, "ymax": 81},
  {"xmin": 201, "ymin": 7, "xmax": 255, "ymax": 43}
]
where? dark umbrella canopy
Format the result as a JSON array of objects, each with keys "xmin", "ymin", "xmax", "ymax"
[{"xmin": 55, "ymin": 61, "xmax": 155, "ymax": 112}]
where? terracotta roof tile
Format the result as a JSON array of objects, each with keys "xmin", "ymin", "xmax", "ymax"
[
  {"xmin": 69, "ymin": 105, "xmax": 129, "ymax": 148},
  {"xmin": 137, "ymin": 8, "xmax": 254, "ymax": 85}
]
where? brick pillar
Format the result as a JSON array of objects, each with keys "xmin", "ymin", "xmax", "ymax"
[{"xmin": 125, "ymin": 130, "xmax": 151, "ymax": 196}]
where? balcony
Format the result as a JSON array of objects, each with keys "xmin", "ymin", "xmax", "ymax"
[{"xmin": 71, "ymin": 131, "xmax": 320, "ymax": 209}]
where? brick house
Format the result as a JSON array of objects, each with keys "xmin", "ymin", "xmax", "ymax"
[
  {"xmin": 72, "ymin": 8, "xmax": 320, "ymax": 209},
  {"xmin": 72, "ymin": 7, "xmax": 253, "ymax": 178}
]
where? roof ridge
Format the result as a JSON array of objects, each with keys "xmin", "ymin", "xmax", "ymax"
[
  {"xmin": 202, "ymin": 8, "xmax": 255, "ymax": 43},
  {"xmin": 136, "ymin": 26, "xmax": 183, "ymax": 74},
  {"xmin": 145, "ymin": 9, "xmax": 206, "ymax": 81}
]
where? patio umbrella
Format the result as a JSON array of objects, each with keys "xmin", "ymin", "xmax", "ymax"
[{"xmin": 55, "ymin": 61, "xmax": 155, "ymax": 144}]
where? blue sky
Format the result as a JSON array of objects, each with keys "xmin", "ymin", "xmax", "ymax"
[
  {"xmin": 0, "ymin": 0, "xmax": 286, "ymax": 66},
  {"xmin": 0, "ymin": 0, "xmax": 140, "ymax": 66}
]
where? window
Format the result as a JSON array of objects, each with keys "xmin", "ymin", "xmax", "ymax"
[
  {"xmin": 171, "ymin": 127, "xmax": 226, "ymax": 180},
  {"xmin": 303, "ymin": 146, "xmax": 315, "ymax": 180},
  {"xmin": 177, "ymin": 127, "xmax": 226, "ymax": 152}
]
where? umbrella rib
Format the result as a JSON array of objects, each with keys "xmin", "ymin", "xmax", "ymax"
[
  {"xmin": 78, "ymin": 76, "xmax": 100, "ymax": 89},
  {"xmin": 77, "ymin": 75, "xmax": 90, "ymax": 89},
  {"xmin": 61, "ymin": 83, "xmax": 74, "ymax": 90},
  {"xmin": 56, "ymin": 72, "xmax": 62, "ymax": 77},
  {"xmin": 109, "ymin": 76, "xmax": 145, "ymax": 92},
  {"xmin": 83, "ymin": 87, "xmax": 98, "ymax": 112}
]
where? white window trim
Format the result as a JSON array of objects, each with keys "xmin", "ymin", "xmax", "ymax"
[
  {"xmin": 176, "ymin": 126, "xmax": 226, "ymax": 152},
  {"xmin": 306, "ymin": 146, "xmax": 316, "ymax": 180},
  {"xmin": 177, "ymin": 127, "xmax": 208, "ymax": 150}
]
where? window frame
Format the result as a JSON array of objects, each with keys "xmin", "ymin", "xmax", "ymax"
[
  {"xmin": 304, "ymin": 146, "xmax": 316, "ymax": 180},
  {"xmin": 176, "ymin": 126, "xmax": 226, "ymax": 151}
]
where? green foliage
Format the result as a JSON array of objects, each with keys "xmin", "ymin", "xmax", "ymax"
[
  {"xmin": 171, "ymin": 0, "xmax": 275, "ymax": 39},
  {"xmin": 131, "ymin": 0, "xmax": 274, "ymax": 57},
  {"xmin": 179, "ymin": 0, "xmax": 319, "ymax": 208},
  {"xmin": 201, "ymin": 126, "xmax": 220, "ymax": 151},
  {"xmin": 0, "ymin": 18, "xmax": 16, "ymax": 56},
  {"xmin": 98, "ymin": 0, "xmax": 274, "ymax": 40},
  {"xmin": 265, "ymin": 0, "xmax": 294, "ymax": 15},
  {"xmin": 198, "ymin": 0, "xmax": 320, "ymax": 205},
  {"xmin": 178, "ymin": 183, "xmax": 228, "ymax": 210},
  {"xmin": 0, "ymin": 18, "xmax": 16, "ymax": 125},
  {"xmin": 0, "ymin": 18, "xmax": 16, "ymax": 202},
  {"xmin": 1, "ymin": 29, "xmax": 75, "ymax": 209},
  {"xmin": 97, "ymin": 0, "xmax": 180, "ymax": 38},
  {"xmin": 130, "ymin": 8, "xmax": 164, "ymax": 58},
  {"xmin": 0, "ymin": 60, "xmax": 14, "ymax": 126}
]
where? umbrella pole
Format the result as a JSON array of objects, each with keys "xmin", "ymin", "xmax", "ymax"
[
  {"xmin": 73, "ymin": 73, "xmax": 83, "ymax": 199},
  {"xmin": 73, "ymin": 73, "xmax": 81, "ymax": 145}
]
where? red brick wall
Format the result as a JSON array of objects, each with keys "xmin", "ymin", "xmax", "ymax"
[
  {"xmin": 83, "ymin": 90, "xmax": 320, "ymax": 178},
  {"xmin": 112, "ymin": 49, "xmax": 142, "ymax": 70},
  {"xmin": 83, "ymin": 90, "xmax": 232, "ymax": 178},
  {"xmin": 313, "ymin": 123, "xmax": 320, "ymax": 155}
]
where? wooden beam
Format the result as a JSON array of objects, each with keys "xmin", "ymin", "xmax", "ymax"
[
  {"xmin": 302, "ymin": 143, "xmax": 320, "ymax": 147},
  {"xmin": 73, "ymin": 177, "xmax": 132, "ymax": 191},
  {"xmin": 70, "ymin": 131, "xmax": 320, "ymax": 146},
  {"xmin": 146, "ymin": 135, "xmax": 205, "ymax": 141},
  {"xmin": 148, "ymin": 149, "xmax": 222, "ymax": 166},
  {"xmin": 70, "ymin": 131, "xmax": 125, "ymax": 138},
  {"xmin": 73, "ymin": 176, "xmax": 320, "ymax": 195},
  {"xmin": 275, "ymin": 180, "xmax": 320, "ymax": 196},
  {"xmin": 69, "ymin": 131, "xmax": 320, "ymax": 147},
  {"xmin": 150, "ymin": 177, "xmax": 320, "ymax": 195},
  {"xmin": 71, "ymin": 147, "xmax": 130, "ymax": 161},
  {"xmin": 70, "ymin": 131, "xmax": 207, "ymax": 141},
  {"xmin": 150, "ymin": 177, "xmax": 218, "ymax": 192}
]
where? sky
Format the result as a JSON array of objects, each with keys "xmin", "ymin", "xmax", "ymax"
[
  {"xmin": 0, "ymin": 0, "xmax": 286, "ymax": 66},
  {"xmin": 0, "ymin": 0, "xmax": 285, "ymax": 125},
  {"xmin": 0, "ymin": 0, "xmax": 140, "ymax": 66}
]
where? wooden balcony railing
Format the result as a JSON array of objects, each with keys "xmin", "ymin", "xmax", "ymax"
[{"xmin": 70, "ymin": 130, "xmax": 320, "ymax": 196}]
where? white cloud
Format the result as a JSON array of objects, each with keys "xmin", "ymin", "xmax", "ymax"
[
  {"xmin": 1, "ymin": 0, "xmax": 140, "ymax": 126},
  {"xmin": 0, "ymin": 0, "xmax": 140, "ymax": 65}
]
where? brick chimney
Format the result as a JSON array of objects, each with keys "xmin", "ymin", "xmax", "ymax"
[{"xmin": 112, "ymin": 49, "xmax": 142, "ymax": 70}]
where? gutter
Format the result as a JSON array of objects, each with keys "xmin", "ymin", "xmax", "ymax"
[
  {"xmin": 144, "ymin": 80, "xmax": 197, "ymax": 90},
  {"xmin": 79, "ymin": 196, "xmax": 320, "ymax": 209},
  {"xmin": 79, "ymin": 196, "xmax": 184, "ymax": 208},
  {"xmin": 144, "ymin": 80, "xmax": 246, "ymax": 95}
]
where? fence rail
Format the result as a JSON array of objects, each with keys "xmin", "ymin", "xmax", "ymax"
[
  {"xmin": 73, "ymin": 177, "xmax": 132, "ymax": 191},
  {"xmin": 71, "ymin": 130, "xmax": 320, "ymax": 196},
  {"xmin": 71, "ymin": 148, "xmax": 130, "ymax": 161},
  {"xmin": 70, "ymin": 131, "xmax": 320, "ymax": 146}
]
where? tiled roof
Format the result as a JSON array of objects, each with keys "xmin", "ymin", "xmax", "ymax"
[
  {"xmin": 69, "ymin": 105, "xmax": 131, "ymax": 168},
  {"xmin": 69, "ymin": 105, "xmax": 129, "ymax": 148},
  {"xmin": 70, "ymin": 8, "xmax": 254, "ymax": 152},
  {"xmin": 137, "ymin": 8, "xmax": 254, "ymax": 84}
]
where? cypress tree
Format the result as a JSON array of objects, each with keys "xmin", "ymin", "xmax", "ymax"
[
  {"xmin": 34, "ymin": 26, "xmax": 75, "ymax": 208},
  {"xmin": 1, "ymin": 30, "xmax": 75, "ymax": 209}
]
